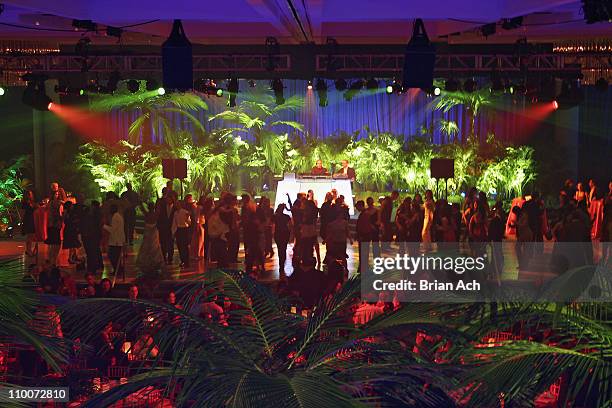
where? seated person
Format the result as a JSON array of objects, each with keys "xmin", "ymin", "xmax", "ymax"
[
  {"xmin": 334, "ymin": 159, "xmax": 356, "ymax": 181},
  {"xmin": 311, "ymin": 159, "xmax": 329, "ymax": 176}
]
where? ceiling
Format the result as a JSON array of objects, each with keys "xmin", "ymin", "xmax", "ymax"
[{"xmin": 0, "ymin": 0, "xmax": 610, "ymax": 46}]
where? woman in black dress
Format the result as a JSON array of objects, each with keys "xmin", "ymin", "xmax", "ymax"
[
  {"xmin": 62, "ymin": 201, "xmax": 82, "ymax": 264},
  {"xmin": 21, "ymin": 190, "xmax": 37, "ymax": 256}
]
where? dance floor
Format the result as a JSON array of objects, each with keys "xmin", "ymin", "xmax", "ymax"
[{"xmin": 1, "ymin": 235, "xmax": 583, "ymax": 286}]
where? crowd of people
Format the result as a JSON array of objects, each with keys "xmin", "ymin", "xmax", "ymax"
[{"xmin": 18, "ymin": 176, "xmax": 612, "ymax": 288}]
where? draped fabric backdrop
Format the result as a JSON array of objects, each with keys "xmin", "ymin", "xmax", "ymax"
[{"xmin": 108, "ymin": 79, "xmax": 524, "ymax": 146}]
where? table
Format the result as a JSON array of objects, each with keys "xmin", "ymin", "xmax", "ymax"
[{"xmin": 274, "ymin": 175, "xmax": 354, "ymax": 215}]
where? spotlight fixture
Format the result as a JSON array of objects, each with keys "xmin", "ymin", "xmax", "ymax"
[
  {"xmin": 582, "ymin": 0, "xmax": 612, "ymax": 23},
  {"xmin": 445, "ymin": 78, "xmax": 460, "ymax": 92},
  {"xmin": 433, "ymin": 86, "xmax": 441, "ymax": 96},
  {"xmin": 307, "ymin": 80, "xmax": 313, "ymax": 90},
  {"xmin": 0, "ymin": 87, "xmax": 5, "ymax": 96},
  {"xmin": 106, "ymin": 26, "xmax": 122, "ymax": 38},
  {"xmin": 595, "ymin": 77, "xmax": 608, "ymax": 92},
  {"xmin": 481, "ymin": 23, "xmax": 496, "ymax": 37},
  {"xmin": 385, "ymin": 84, "xmax": 393, "ymax": 94},
  {"xmin": 54, "ymin": 85, "xmax": 85, "ymax": 96},
  {"xmin": 334, "ymin": 78, "xmax": 347, "ymax": 91},
  {"xmin": 552, "ymin": 100, "xmax": 559, "ymax": 110},
  {"xmin": 126, "ymin": 79, "xmax": 140, "ymax": 93},
  {"xmin": 366, "ymin": 78, "xmax": 378, "ymax": 90},
  {"xmin": 315, "ymin": 79, "xmax": 328, "ymax": 107},
  {"xmin": 344, "ymin": 79, "xmax": 364, "ymax": 101},
  {"xmin": 392, "ymin": 81, "xmax": 403, "ymax": 94},
  {"xmin": 491, "ymin": 77, "xmax": 505, "ymax": 93},
  {"xmin": 271, "ymin": 79, "xmax": 285, "ymax": 105},
  {"xmin": 194, "ymin": 78, "xmax": 223, "ymax": 97},
  {"xmin": 146, "ymin": 79, "xmax": 160, "ymax": 92},
  {"xmin": 157, "ymin": 87, "xmax": 166, "ymax": 96},
  {"xmin": 248, "ymin": 79, "xmax": 257, "ymax": 88},
  {"xmin": 227, "ymin": 78, "xmax": 239, "ymax": 107},
  {"xmin": 502, "ymin": 16, "xmax": 523, "ymax": 30},
  {"xmin": 22, "ymin": 74, "xmax": 51, "ymax": 111},
  {"xmin": 106, "ymin": 71, "xmax": 121, "ymax": 93},
  {"xmin": 463, "ymin": 78, "xmax": 477, "ymax": 93},
  {"xmin": 72, "ymin": 19, "xmax": 97, "ymax": 32},
  {"xmin": 265, "ymin": 37, "xmax": 280, "ymax": 71}
]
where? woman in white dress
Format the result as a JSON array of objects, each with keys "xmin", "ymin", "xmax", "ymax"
[
  {"xmin": 136, "ymin": 203, "xmax": 164, "ymax": 272},
  {"xmin": 421, "ymin": 190, "xmax": 435, "ymax": 250}
]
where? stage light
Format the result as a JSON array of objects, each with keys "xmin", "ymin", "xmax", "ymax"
[
  {"xmin": 216, "ymin": 88, "xmax": 223, "ymax": 97},
  {"xmin": 227, "ymin": 78, "xmax": 239, "ymax": 107},
  {"xmin": 344, "ymin": 80, "xmax": 364, "ymax": 101},
  {"xmin": 445, "ymin": 78, "xmax": 459, "ymax": 92},
  {"xmin": 106, "ymin": 71, "xmax": 121, "ymax": 93},
  {"xmin": 22, "ymin": 74, "xmax": 52, "ymax": 111},
  {"xmin": 307, "ymin": 81, "xmax": 313, "ymax": 90},
  {"xmin": 366, "ymin": 78, "xmax": 378, "ymax": 90},
  {"xmin": 79, "ymin": 89, "xmax": 85, "ymax": 96},
  {"xmin": 106, "ymin": 26, "xmax": 123, "ymax": 38},
  {"xmin": 334, "ymin": 78, "xmax": 347, "ymax": 91},
  {"xmin": 502, "ymin": 16, "xmax": 524, "ymax": 30},
  {"xmin": 157, "ymin": 87, "xmax": 166, "ymax": 95},
  {"xmin": 72, "ymin": 19, "xmax": 97, "ymax": 32},
  {"xmin": 146, "ymin": 79, "xmax": 160, "ymax": 92},
  {"xmin": 491, "ymin": 77, "xmax": 505, "ymax": 93},
  {"xmin": 0, "ymin": 87, "xmax": 6, "ymax": 96},
  {"xmin": 315, "ymin": 79, "xmax": 328, "ymax": 107},
  {"xmin": 463, "ymin": 78, "xmax": 477, "ymax": 93},
  {"xmin": 272, "ymin": 79, "xmax": 285, "ymax": 105},
  {"xmin": 595, "ymin": 77, "xmax": 608, "ymax": 92},
  {"xmin": 433, "ymin": 86, "xmax": 441, "ymax": 96},
  {"xmin": 248, "ymin": 79, "xmax": 257, "ymax": 88},
  {"xmin": 127, "ymin": 79, "xmax": 140, "ymax": 93},
  {"xmin": 552, "ymin": 100, "xmax": 559, "ymax": 110},
  {"xmin": 47, "ymin": 102, "xmax": 54, "ymax": 110},
  {"xmin": 386, "ymin": 85, "xmax": 393, "ymax": 94}
]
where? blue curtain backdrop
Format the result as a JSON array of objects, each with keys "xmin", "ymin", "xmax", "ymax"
[{"xmin": 108, "ymin": 79, "xmax": 522, "ymax": 145}]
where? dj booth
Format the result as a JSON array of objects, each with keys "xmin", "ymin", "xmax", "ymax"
[{"xmin": 274, "ymin": 173, "xmax": 355, "ymax": 215}]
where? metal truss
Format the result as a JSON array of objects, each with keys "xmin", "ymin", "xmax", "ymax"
[{"xmin": 1, "ymin": 51, "xmax": 609, "ymax": 79}]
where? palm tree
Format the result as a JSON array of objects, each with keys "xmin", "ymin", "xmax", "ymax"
[
  {"xmin": 0, "ymin": 259, "xmax": 68, "ymax": 403},
  {"xmin": 91, "ymin": 90, "xmax": 207, "ymax": 146},
  {"xmin": 62, "ymin": 271, "xmax": 459, "ymax": 407},
  {"xmin": 432, "ymin": 89, "xmax": 494, "ymax": 143},
  {"xmin": 209, "ymin": 93, "xmax": 304, "ymax": 191},
  {"xmin": 437, "ymin": 119, "xmax": 459, "ymax": 144}
]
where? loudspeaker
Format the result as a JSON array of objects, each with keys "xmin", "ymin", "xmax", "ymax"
[
  {"xmin": 430, "ymin": 158, "xmax": 454, "ymax": 179},
  {"xmin": 402, "ymin": 19, "xmax": 436, "ymax": 89},
  {"xmin": 162, "ymin": 20, "xmax": 193, "ymax": 92},
  {"xmin": 162, "ymin": 158, "xmax": 188, "ymax": 180}
]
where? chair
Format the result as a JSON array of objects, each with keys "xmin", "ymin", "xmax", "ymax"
[{"xmin": 108, "ymin": 365, "xmax": 129, "ymax": 379}]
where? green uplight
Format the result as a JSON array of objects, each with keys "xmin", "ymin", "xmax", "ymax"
[
  {"xmin": 433, "ymin": 87, "xmax": 441, "ymax": 96},
  {"xmin": 0, "ymin": 87, "xmax": 5, "ymax": 96},
  {"xmin": 386, "ymin": 85, "xmax": 393, "ymax": 94},
  {"xmin": 509, "ymin": 86, "xmax": 514, "ymax": 94},
  {"xmin": 79, "ymin": 89, "xmax": 85, "ymax": 96},
  {"xmin": 216, "ymin": 89, "xmax": 224, "ymax": 97},
  {"xmin": 157, "ymin": 87, "xmax": 166, "ymax": 95}
]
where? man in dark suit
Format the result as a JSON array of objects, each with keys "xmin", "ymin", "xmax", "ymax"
[
  {"xmin": 156, "ymin": 187, "xmax": 176, "ymax": 264},
  {"xmin": 334, "ymin": 159, "xmax": 356, "ymax": 181}
]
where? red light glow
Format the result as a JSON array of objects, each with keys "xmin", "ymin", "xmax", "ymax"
[
  {"xmin": 552, "ymin": 100, "xmax": 559, "ymax": 110},
  {"xmin": 47, "ymin": 103, "xmax": 115, "ymax": 143}
]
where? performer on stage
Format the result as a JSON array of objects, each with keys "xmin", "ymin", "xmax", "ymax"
[
  {"xmin": 311, "ymin": 159, "xmax": 329, "ymax": 176},
  {"xmin": 334, "ymin": 159, "xmax": 356, "ymax": 181}
]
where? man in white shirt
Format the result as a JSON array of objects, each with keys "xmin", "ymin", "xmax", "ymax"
[{"xmin": 104, "ymin": 204, "xmax": 126, "ymax": 275}]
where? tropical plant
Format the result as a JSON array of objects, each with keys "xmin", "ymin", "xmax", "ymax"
[
  {"xmin": 91, "ymin": 88, "xmax": 208, "ymax": 145},
  {"xmin": 0, "ymin": 156, "xmax": 30, "ymax": 229},
  {"xmin": 75, "ymin": 141, "xmax": 165, "ymax": 201},
  {"xmin": 209, "ymin": 92, "xmax": 304, "ymax": 189},
  {"xmin": 345, "ymin": 131, "xmax": 407, "ymax": 191},
  {"xmin": 404, "ymin": 137, "xmax": 437, "ymax": 193},
  {"xmin": 477, "ymin": 146, "xmax": 536, "ymax": 198},
  {"xmin": 432, "ymin": 89, "xmax": 495, "ymax": 142},
  {"xmin": 438, "ymin": 119, "xmax": 460, "ymax": 144},
  {"xmin": 0, "ymin": 258, "xmax": 68, "ymax": 403},
  {"xmin": 62, "ymin": 270, "xmax": 464, "ymax": 407}
]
